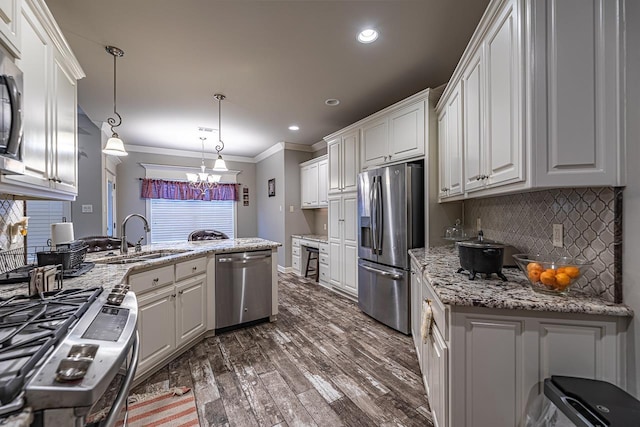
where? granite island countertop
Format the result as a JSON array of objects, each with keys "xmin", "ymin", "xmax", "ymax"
[
  {"xmin": 0, "ymin": 238, "xmax": 281, "ymax": 300},
  {"xmin": 291, "ymin": 234, "xmax": 329, "ymax": 244},
  {"xmin": 409, "ymin": 246, "xmax": 633, "ymax": 317}
]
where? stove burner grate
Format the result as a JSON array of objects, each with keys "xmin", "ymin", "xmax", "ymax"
[{"xmin": 0, "ymin": 287, "xmax": 103, "ymax": 406}]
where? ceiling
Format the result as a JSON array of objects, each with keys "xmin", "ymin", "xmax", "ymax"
[{"xmin": 46, "ymin": 0, "xmax": 490, "ymax": 158}]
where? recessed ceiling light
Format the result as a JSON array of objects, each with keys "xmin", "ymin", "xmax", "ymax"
[
  {"xmin": 288, "ymin": 125, "xmax": 300, "ymax": 131},
  {"xmin": 325, "ymin": 98, "xmax": 340, "ymax": 106},
  {"xmin": 357, "ymin": 28, "xmax": 378, "ymax": 44}
]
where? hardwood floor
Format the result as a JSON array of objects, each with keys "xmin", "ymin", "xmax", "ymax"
[{"xmin": 131, "ymin": 272, "xmax": 433, "ymax": 426}]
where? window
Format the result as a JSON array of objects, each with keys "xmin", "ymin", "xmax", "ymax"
[
  {"xmin": 149, "ymin": 198, "xmax": 235, "ymax": 243},
  {"xmin": 25, "ymin": 201, "xmax": 71, "ymax": 261}
]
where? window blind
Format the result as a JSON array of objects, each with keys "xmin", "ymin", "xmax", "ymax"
[
  {"xmin": 149, "ymin": 199, "xmax": 235, "ymax": 243},
  {"xmin": 25, "ymin": 201, "xmax": 70, "ymax": 261}
]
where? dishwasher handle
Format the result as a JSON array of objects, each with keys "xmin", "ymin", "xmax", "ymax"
[{"xmin": 217, "ymin": 254, "xmax": 271, "ymax": 263}]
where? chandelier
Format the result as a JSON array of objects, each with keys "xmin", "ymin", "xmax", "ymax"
[
  {"xmin": 102, "ymin": 46, "xmax": 128, "ymax": 156},
  {"xmin": 212, "ymin": 93, "xmax": 228, "ymax": 171},
  {"xmin": 186, "ymin": 136, "xmax": 221, "ymax": 189}
]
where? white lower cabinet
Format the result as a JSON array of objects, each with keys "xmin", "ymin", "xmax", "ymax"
[
  {"xmin": 132, "ymin": 257, "xmax": 208, "ymax": 377},
  {"xmin": 328, "ymin": 193, "xmax": 357, "ymax": 295},
  {"xmin": 410, "ymin": 264, "xmax": 423, "ymax": 368},
  {"xmin": 175, "ymin": 274, "xmax": 206, "ymax": 347},
  {"xmin": 137, "ymin": 286, "xmax": 176, "ymax": 374},
  {"xmin": 414, "ymin": 273, "xmax": 627, "ymax": 427}
]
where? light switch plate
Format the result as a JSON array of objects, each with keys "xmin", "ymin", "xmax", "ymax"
[
  {"xmin": 289, "ymin": 205, "xmax": 294, "ymax": 212},
  {"xmin": 553, "ymin": 224, "xmax": 563, "ymax": 247},
  {"xmin": 81, "ymin": 204, "xmax": 93, "ymax": 213}
]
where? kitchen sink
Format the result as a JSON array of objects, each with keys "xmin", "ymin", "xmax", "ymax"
[{"xmin": 94, "ymin": 249, "xmax": 192, "ymax": 265}]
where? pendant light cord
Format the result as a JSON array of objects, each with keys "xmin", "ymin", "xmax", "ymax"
[
  {"xmin": 106, "ymin": 46, "xmax": 124, "ymax": 135},
  {"xmin": 214, "ymin": 94, "xmax": 225, "ymax": 154}
]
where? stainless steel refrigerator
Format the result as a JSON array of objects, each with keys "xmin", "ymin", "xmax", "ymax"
[{"xmin": 357, "ymin": 162, "xmax": 424, "ymax": 334}]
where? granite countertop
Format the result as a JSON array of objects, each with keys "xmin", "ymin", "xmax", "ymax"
[
  {"xmin": 0, "ymin": 238, "xmax": 281, "ymax": 300},
  {"xmin": 291, "ymin": 234, "xmax": 329, "ymax": 243},
  {"xmin": 409, "ymin": 246, "xmax": 633, "ymax": 317}
]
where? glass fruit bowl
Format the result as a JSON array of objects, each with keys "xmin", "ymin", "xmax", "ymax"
[{"xmin": 512, "ymin": 254, "xmax": 592, "ymax": 295}]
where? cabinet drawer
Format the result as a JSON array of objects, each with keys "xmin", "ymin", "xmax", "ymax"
[
  {"xmin": 319, "ymin": 253, "xmax": 329, "ymax": 265},
  {"xmin": 175, "ymin": 257, "xmax": 206, "ymax": 281},
  {"xmin": 292, "ymin": 238, "xmax": 300, "ymax": 248},
  {"xmin": 292, "ymin": 246, "xmax": 300, "ymax": 257},
  {"xmin": 292, "ymin": 255, "xmax": 300, "ymax": 273},
  {"xmin": 422, "ymin": 277, "xmax": 447, "ymax": 338},
  {"xmin": 319, "ymin": 243, "xmax": 329, "ymax": 254},
  {"xmin": 319, "ymin": 263, "xmax": 329, "ymax": 284},
  {"xmin": 128, "ymin": 265, "xmax": 175, "ymax": 294}
]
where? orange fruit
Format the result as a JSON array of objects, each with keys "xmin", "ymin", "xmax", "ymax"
[
  {"xmin": 540, "ymin": 271, "xmax": 557, "ymax": 286},
  {"xmin": 556, "ymin": 267, "xmax": 566, "ymax": 274},
  {"xmin": 555, "ymin": 273, "xmax": 572, "ymax": 289},
  {"xmin": 527, "ymin": 262, "xmax": 543, "ymax": 272},
  {"xmin": 564, "ymin": 266, "xmax": 580, "ymax": 278},
  {"xmin": 544, "ymin": 268, "xmax": 557, "ymax": 275},
  {"xmin": 528, "ymin": 269, "xmax": 541, "ymax": 282}
]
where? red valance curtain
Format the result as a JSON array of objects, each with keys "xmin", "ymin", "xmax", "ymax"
[{"xmin": 141, "ymin": 178, "xmax": 239, "ymax": 201}]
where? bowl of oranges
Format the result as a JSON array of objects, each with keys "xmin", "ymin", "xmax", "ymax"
[{"xmin": 512, "ymin": 254, "xmax": 592, "ymax": 295}]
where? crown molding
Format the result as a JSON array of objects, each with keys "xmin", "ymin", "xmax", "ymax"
[
  {"xmin": 311, "ymin": 140, "xmax": 327, "ymax": 152},
  {"xmin": 125, "ymin": 144, "xmax": 254, "ymax": 164}
]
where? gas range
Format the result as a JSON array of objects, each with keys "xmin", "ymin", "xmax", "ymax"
[{"xmin": 0, "ymin": 286, "xmax": 138, "ymax": 426}]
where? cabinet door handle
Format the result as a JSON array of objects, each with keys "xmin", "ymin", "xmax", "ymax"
[
  {"xmin": 191, "ymin": 266, "xmax": 198, "ymax": 271},
  {"xmin": 178, "ymin": 290, "xmax": 184, "ymax": 295},
  {"xmin": 152, "ymin": 278, "xmax": 159, "ymax": 285}
]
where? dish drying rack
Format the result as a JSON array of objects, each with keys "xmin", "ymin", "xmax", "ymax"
[{"xmin": 0, "ymin": 241, "xmax": 88, "ymax": 274}]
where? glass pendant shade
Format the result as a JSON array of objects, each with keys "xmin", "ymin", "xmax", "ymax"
[
  {"xmin": 102, "ymin": 136, "xmax": 128, "ymax": 156},
  {"xmin": 186, "ymin": 173, "xmax": 198, "ymax": 182},
  {"xmin": 213, "ymin": 155, "xmax": 228, "ymax": 171}
]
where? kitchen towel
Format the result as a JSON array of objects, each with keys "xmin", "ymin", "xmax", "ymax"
[{"xmin": 421, "ymin": 299, "xmax": 433, "ymax": 343}]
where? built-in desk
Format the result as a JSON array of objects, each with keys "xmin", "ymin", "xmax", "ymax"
[{"xmin": 291, "ymin": 235, "xmax": 329, "ymax": 285}]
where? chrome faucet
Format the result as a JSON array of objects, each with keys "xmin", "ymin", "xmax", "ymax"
[{"xmin": 121, "ymin": 214, "xmax": 151, "ymax": 255}]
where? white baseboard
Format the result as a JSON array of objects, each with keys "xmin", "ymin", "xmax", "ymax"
[{"xmin": 278, "ymin": 265, "xmax": 293, "ymax": 274}]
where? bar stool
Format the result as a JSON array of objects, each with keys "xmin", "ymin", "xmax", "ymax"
[{"xmin": 304, "ymin": 247, "xmax": 320, "ymax": 282}]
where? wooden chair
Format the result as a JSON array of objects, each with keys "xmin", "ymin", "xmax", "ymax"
[{"xmin": 304, "ymin": 247, "xmax": 320, "ymax": 282}]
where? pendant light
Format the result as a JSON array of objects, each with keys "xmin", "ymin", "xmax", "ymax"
[
  {"xmin": 212, "ymin": 93, "xmax": 228, "ymax": 171},
  {"xmin": 102, "ymin": 46, "xmax": 128, "ymax": 156},
  {"xmin": 186, "ymin": 136, "xmax": 221, "ymax": 189}
]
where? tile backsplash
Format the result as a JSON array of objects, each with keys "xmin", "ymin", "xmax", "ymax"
[
  {"xmin": 464, "ymin": 187, "xmax": 618, "ymax": 302},
  {"xmin": 0, "ymin": 197, "xmax": 26, "ymax": 273}
]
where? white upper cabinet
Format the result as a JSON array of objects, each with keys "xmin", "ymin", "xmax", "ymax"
[
  {"xmin": 0, "ymin": 0, "xmax": 21, "ymax": 57},
  {"xmin": 300, "ymin": 155, "xmax": 327, "ymax": 209},
  {"xmin": 0, "ymin": 0, "xmax": 84, "ymax": 200},
  {"xmin": 438, "ymin": 82, "xmax": 463, "ymax": 200},
  {"xmin": 317, "ymin": 157, "xmax": 328, "ymax": 206},
  {"xmin": 531, "ymin": 0, "xmax": 623, "ymax": 187},
  {"xmin": 360, "ymin": 117, "xmax": 388, "ymax": 169},
  {"xmin": 388, "ymin": 100, "xmax": 425, "ymax": 161},
  {"xmin": 327, "ymin": 130, "xmax": 359, "ymax": 194},
  {"xmin": 462, "ymin": 48, "xmax": 485, "ymax": 192},
  {"xmin": 437, "ymin": 0, "xmax": 625, "ymax": 200},
  {"xmin": 484, "ymin": 0, "xmax": 523, "ymax": 188}
]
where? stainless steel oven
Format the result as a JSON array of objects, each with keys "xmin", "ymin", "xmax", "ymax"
[
  {"xmin": 0, "ymin": 286, "xmax": 139, "ymax": 426},
  {"xmin": 0, "ymin": 46, "xmax": 24, "ymax": 175}
]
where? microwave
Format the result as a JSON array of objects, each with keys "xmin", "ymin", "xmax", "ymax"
[{"xmin": 0, "ymin": 48, "xmax": 24, "ymax": 175}]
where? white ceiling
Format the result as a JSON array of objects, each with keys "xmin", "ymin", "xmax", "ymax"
[{"xmin": 46, "ymin": 0, "xmax": 490, "ymax": 158}]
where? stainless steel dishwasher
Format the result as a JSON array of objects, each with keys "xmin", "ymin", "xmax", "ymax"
[{"xmin": 215, "ymin": 250, "xmax": 272, "ymax": 329}]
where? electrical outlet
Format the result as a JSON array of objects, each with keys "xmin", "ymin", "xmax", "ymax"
[
  {"xmin": 323, "ymin": 223, "xmax": 327, "ymax": 231},
  {"xmin": 289, "ymin": 205, "xmax": 294, "ymax": 212},
  {"xmin": 553, "ymin": 224, "xmax": 563, "ymax": 247}
]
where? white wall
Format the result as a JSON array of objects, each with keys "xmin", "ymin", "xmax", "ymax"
[{"xmin": 623, "ymin": 0, "xmax": 640, "ymax": 397}]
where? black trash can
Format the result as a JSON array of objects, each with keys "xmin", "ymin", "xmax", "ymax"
[{"xmin": 544, "ymin": 376, "xmax": 640, "ymax": 426}]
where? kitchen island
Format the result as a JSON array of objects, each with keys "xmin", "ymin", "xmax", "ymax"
[
  {"xmin": 0, "ymin": 238, "xmax": 282, "ymax": 380},
  {"xmin": 409, "ymin": 246, "xmax": 632, "ymax": 427}
]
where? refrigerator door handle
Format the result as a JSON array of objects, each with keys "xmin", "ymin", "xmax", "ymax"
[
  {"xmin": 369, "ymin": 182, "xmax": 378, "ymax": 254},
  {"xmin": 374, "ymin": 176, "xmax": 383, "ymax": 255},
  {"xmin": 360, "ymin": 263, "xmax": 403, "ymax": 280}
]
